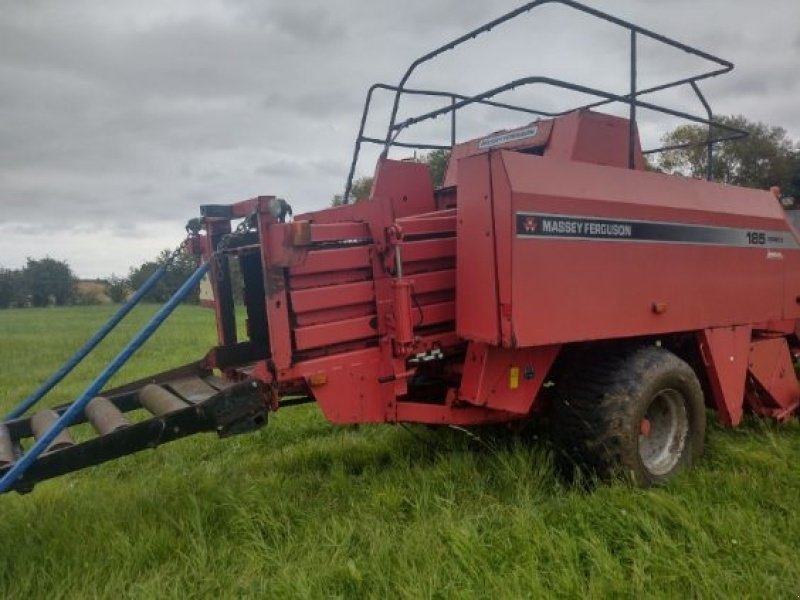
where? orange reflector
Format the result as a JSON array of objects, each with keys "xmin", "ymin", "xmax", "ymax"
[
  {"xmin": 652, "ymin": 302, "xmax": 667, "ymax": 314},
  {"xmin": 509, "ymin": 367, "xmax": 520, "ymax": 390},
  {"xmin": 308, "ymin": 373, "xmax": 328, "ymax": 387},
  {"xmin": 292, "ymin": 221, "xmax": 312, "ymax": 246}
]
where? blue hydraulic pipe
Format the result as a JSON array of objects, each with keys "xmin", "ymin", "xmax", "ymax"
[
  {"xmin": 4, "ymin": 264, "xmax": 170, "ymax": 421},
  {"xmin": 0, "ymin": 261, "xmax": 210, "ymax": 494}
]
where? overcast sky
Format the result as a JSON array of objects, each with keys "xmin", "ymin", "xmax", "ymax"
[{"xmin": 1, "ymin": 0, "xmax": 798, "ymax": 278}]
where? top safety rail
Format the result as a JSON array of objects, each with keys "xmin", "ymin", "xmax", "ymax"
[{"xmin": 343, "ymin": 0, "xmax": 748, "ymax": 202}]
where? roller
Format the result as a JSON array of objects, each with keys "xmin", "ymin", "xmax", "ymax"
[
  {"xmin": 139, "ymin": 384, "xmax": 188, "ymax": 416},
  {"xmin": 30, "ymin": 410, "xmax": 75, "ymax": 452},
  {"xmin": 86, "ymin": 396, "xmax": 131, "ymax": 435}
]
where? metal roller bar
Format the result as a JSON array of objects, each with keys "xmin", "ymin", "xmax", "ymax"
[
  {"xmin": 31, "ymin": 410, "xmax": 75, "ymax": 452},
  {"xmin": 139, "ymin": 385, "xmax": 188, "ymax": 416},
  {"xmin": 0, "ymin": 426, "xmax": 14, "ymax": 467},
  {"xmin": 85, "ymin": 397, "xmax": 131, "ymax": 435}
]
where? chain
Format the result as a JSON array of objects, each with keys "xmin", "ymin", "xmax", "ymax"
[{"xmin": 215, "ymin": 212, "xmax": 258, "ymax": 254}]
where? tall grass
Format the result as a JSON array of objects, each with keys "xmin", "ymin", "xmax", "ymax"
[{"xmin": 1, "ymin": 306, "xmax": 799, "ymax": 597}]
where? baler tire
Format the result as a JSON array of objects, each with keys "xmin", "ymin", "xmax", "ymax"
[{"xmin": 554, "ymin": 345, "xmax": 705, "ymax": 487}]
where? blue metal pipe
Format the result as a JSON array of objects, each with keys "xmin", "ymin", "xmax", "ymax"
[
  {"xmin": 4, "ymin": 264, "xmax": 170, "ymax": 421},
  {"xmin": 0, "ymin": 261, "xmax": 210, "ymax": 494}
]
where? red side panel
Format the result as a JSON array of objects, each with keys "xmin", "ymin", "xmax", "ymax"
[
  {"xmin": 490, "ymin": 153, "xmax": 515, "ymax": 346},
  {"xmin": 458, "ymin": 342, "xmax": 559, "ymax": 414},
  {"xmin": 545, "ymin": 111, "xmax": 645, "ymax": 170},
  {"xmin": 498, "ymin": 151, "xmax": 800, "ymax": 346},
  {"xmin": 456, "ymin": 153, "xmax": 500, "ymax": 344},
  {"xmin": 287, "ymin": 348, "xmax": 388, "ymax": 424},
  {"xmin": 697, "ymin": 326, "xmax": 752, "ymax": 426},
  {"xmin": 295, "ymin": 159, "xmax": 435, "ymax": 225},
  {"xmin": 747, "ymin": 337, "xmax": 800, "ymax": 421}
]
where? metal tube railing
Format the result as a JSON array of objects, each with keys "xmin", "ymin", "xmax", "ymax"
[
  {"xmin": 0, "ymin": 261, "xmax": 210, "ymax": 493},
  {"xmin": 383, "ymin": 0, "xmax": 732, "ymax": 151},
  {"xmin": 343, "ymin": 0, "xmax": 744, "ymax": 202}
]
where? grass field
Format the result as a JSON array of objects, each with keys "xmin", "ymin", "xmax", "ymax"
[{"xmin": 1, "ymin": 306, "xmax": 799, "ymax": 598}]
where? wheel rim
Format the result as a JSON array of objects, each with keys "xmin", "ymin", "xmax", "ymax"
[{"xmin": 638, "ymin": 388, "xmax": 689, "ymax": 476}]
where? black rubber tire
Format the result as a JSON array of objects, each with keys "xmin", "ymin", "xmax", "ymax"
[{"xmin": 553, "ymin": 345, "xmax": 705, "ymax": 487}]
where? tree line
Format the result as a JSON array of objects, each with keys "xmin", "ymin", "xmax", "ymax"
[
  {"xmin": 0, "ymin": 251, "xmax": 201, "ymax": 309},
  {"xmin": 0, "ymin": 258, "xmax": 75, "ymax": 308}
]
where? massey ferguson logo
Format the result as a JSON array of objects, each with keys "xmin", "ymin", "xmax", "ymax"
[
  {"xmin": 522, "ymin": 216, "xmax": 538, "ymax": 233},
  {"xmin": 517, "ymin": 213, "xmax": 634, "ymax": 239}
]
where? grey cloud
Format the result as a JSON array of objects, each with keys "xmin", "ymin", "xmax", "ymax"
[{"xmin": 264, "ymin": 4, "xmax": 345, "ymax": 44}]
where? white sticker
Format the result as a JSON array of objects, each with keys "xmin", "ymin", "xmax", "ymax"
[{"xmin": 478, "ymin": 125, "xmax": 539, "ymax": 149}]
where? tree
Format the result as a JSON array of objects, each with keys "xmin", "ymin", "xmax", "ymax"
[
  {"xmin": 0, "ymin": 268, "xmax": 25, "ymax": 308},
  {"xmin": 23, "ymin": 257, "xmax": 75, "ymax": 307},
  {"xmin": 107, "ymin": 275, "xmax": 130, "ymax": 303},
  {"xmin": 127, "ymin": 250, "xmax": 200, "ymax": 304},
  {"xmin": 424, "ymin": 149, "xmax": 450, "ymax": 187},
  {"xmin": 332, "ymin": 176, "xmax": 374, "ymax": 206},
  {"xmin": 657, "ymin": 115, "xmax": 800, "ymax": 198}
]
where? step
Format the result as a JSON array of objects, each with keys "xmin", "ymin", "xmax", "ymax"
[
  {"xmin": 85, "ymin": 397, "xmax": 131, "ymax": 435},
  {"xmin": 138, "ymin": 384, "xmax": 189, "ymax": 416},
  {"xmin": 30, "ymin": 410, "xmax": 76, "ymax": 452}
]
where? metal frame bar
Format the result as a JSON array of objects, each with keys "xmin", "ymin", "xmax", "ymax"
[{"xmin": 343, "ymin": 0, "xmax": 746, "ymax": 202}]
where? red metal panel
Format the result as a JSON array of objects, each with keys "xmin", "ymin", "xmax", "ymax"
[
  {"xmin": 294, "ymin": 159, "xmax": 435, "ymax": 225},
  {"xmin": 290, "ymin": 246, "xmax": 372, "ymax": 276},
  {"xmin": 309, "ymin": 222, "xmax": 371, "ymax": 243},
  {"xmin": 289, "ymin": 347, "xmax": 388, "ymax": 423},
  {"xmin": 417, "ymin": 301, "xmax": 455, "ymax": 327},
  {"xmin": 294, "ymin": 315, "xmax": 377, "ymax": 351},
  {"xmin": 490, "ymin": 152, "xmax": 514, "ymax": 346},
  {"xmin": 293, "ymin": 305, "xmax": 375, "ymax": 327},
  {"xmin": 260, "ymin": 217, "xmax": 293, "ymax": 371},
  {"xmin": 289, "ymin": 269, "xmax": 372, "ymax": 290},
  {"xmin": 290, "ymin": 280, "xmax": 375, "ymax": 313},
  {"xmin": 228, "ymin": 197, "xmax": 263, "ymax": 218},
  {"xmin": 404, "ymin": 258, "xmax": 454, "ymax": 276},
  {"xmin": 395, "ymin": 402, "xmax": 520, "ymax": 425},
  {"xmin": 697, "ymin": 326, "xmax": 752, "ymax": 426},
  {"xmin": 545, "ymin": 111, "xmax": 645, "ymax": 170},
  {"xmin": 407, "ymin": 269, "xmax": 455, "ymax": 295},
  {"xmin": 747, "ymin": 337, "xmax": 800, "ymax": 421},
  {"xmin": 498, "ymin": 152, "xmax": 796, "ymax": 346},
  {"xmin": 394, "ymin": 214, "xmax": 457, "ymax": 237},
  {"xmin": 399, "ymin": 238, "xmax": 456, "ymax": 263},
  {"xmin": 456, "ymin": 153, "xmax": 500, "ymax": 344},
  {"xmin": 458, "ymin": 342, "xmax": 560, "ymax": 414}
]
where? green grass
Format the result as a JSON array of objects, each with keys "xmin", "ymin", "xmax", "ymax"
[{"xmin": 1, "ymin": 306, "xmax": 800, "ymax": 598}]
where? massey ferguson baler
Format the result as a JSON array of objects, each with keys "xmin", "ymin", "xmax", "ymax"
[{"xmin": 1, "ymin": 1, "xmax": 797, "ymax": 494}]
